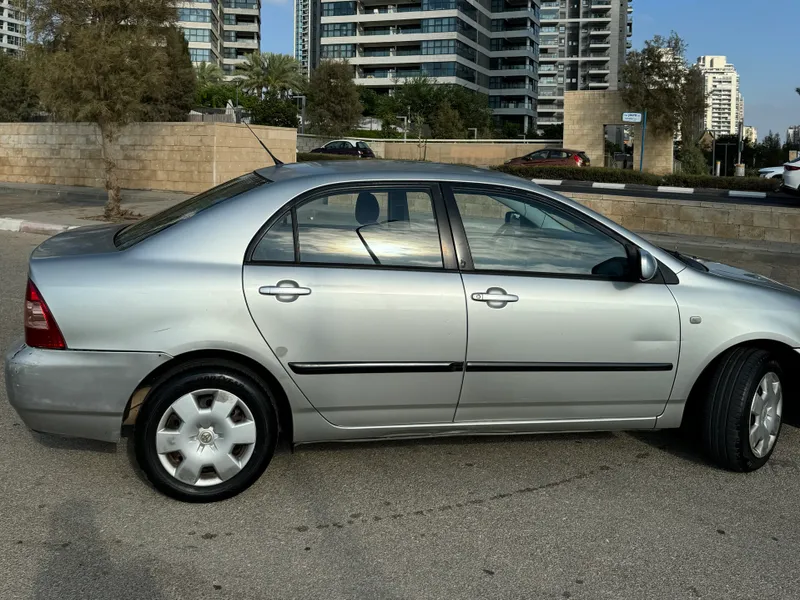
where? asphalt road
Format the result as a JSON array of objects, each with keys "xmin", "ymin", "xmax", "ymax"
[{"xmin": 2, "ymin": 231, "xmax": 800, "ymax": 600}]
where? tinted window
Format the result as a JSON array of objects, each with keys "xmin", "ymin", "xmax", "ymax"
[
  {"xmin": 529, "ymin": 151, "xmax": 547, "ymax": 159},
  {"xmin": 341, "ymin": 141, "xmax": 354, "ymax": 148},
  {"xmin": 548, "ymin": 150, "xmax": 569, "ymax": 159},
  {"xmin": 296, "ymin": 188, "xmax": 443, "ymax": 267},
  {"xmin": 325, "ymin": 141, "xmax": 342, "ymax": 149},
  {"xmin": 115, "ymin": 173, "xmax": 266, "ymax": 249},
  {"xmin": 356, "ymin": 142, "xmax": 370, "ymax": 150},
  {"xmin": 453, "ymin": 190, "xmax": 630, "ymax": 277}
]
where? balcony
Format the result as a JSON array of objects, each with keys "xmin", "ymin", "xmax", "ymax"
[
  {"xmin": 586, "ymin": 53, "xmax": 610, "ymax": 60},
  {"xmin": 589, "ymin": 42, "xmax": 610, "ymax": 49},
  {"xmin": 540, "ymin": 10, "xmax": 559, "ymax": 21},
  {"xmin": 587, "ymin": 81, "xmax": 609, "ymax": 88},
  {"xmin": 591, "ymin": 0, "xmax": 612, "ymax": 8},
  {"xmin": 588, "ymin": 28, "xmax": 611, "ymax": 35}
]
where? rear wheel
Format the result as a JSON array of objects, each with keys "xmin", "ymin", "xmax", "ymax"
[
  {"xmin": 702, "ymin": 347, "xmax": 784, "ymax": 471},
  {"xmin": 135, "ymin": 364, "xmax": 277, "ymax": 502}
]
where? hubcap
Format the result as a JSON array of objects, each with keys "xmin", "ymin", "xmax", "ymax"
[
  {"xmin": 155, "ymin": 389, "xmax": 258, "ymax": 487},
  {"xmin": 748, "ymin": 372, "xmax": 782, "ymax": 458}
]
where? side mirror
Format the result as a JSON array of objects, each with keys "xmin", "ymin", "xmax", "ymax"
[{"xmin": 639, "ymin": 249, "xmax": 658, "ymax": 282}]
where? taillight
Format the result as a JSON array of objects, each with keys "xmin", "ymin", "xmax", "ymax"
[
  {"xmin": 573, "ymin": 154, "xmax": 582, "ymax": 165},
  {"xmin": 25, "ymin": 279, "xmax": 66, "ymax": 349},
  {"xmin": 785, "ymin": 164, "xmax": 800, "ymax": 171}
]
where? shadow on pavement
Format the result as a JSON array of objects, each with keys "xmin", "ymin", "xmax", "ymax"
[
  {"xmin": 34, "ymin": 500, "xmax": 162, "ymax": 600},
  {"xmin": 32, "ymin": 432, "xmax": 117, "ymax": 454},
  {"xmin": 627, "ymin": 429, "xmax": 713, "ymax": 468}
]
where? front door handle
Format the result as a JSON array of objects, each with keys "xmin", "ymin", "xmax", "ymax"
[
  {"xmin": 259, "ymin": 280, "xmax": 311, "ymax": 303},
  {"xmin": 471, "ymin": 287, "xmax": 518, "ymax": 308}
]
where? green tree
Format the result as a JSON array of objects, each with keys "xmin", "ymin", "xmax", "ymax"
[
  {"xmin": 677, "ymin": 143, "xmax": 708, "ymax": 175},
  {"xmin": 249, "ymin": 91, "xmax": 299, "ymax": 128},
  {"xmin": 0, "ymin": 51, "xmax": 38, "ymax": 122},
  {"xmin": 195, "ymin": 83, "xmax": 239, "ymax": 109},
  {"xmin": 439, "ymin": 85, "xmax": 492, "ymax": 137},
  {"xmin": 680, "ymin": 65, "xmax": 707, "ymax": 143},
  {"xmin": 195, "ymin": 61, "xmax": 224, "ymax": 88},
  {"xmin": 429, "ymin": 101, "xmax": 464, "ymax": 139},
  {"xmin": 621, "ymin": 32, "xmax": 707, "ymax": 136},
  {"xmin": 142, "ymin": 27, "xmax": 196, "ymax": 121},
  {"xmin": 306, "ymin": 61, "xmax": 362, "ymax": 136},
  {"xmin": 238, "ymin": 52, "xmax": 304, "ymax": 99},
  {"xmin": 27, "ymin": 0, "xmax": 179, "ymax": 219}
]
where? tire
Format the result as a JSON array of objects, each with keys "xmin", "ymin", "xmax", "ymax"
[
  {"xmin": 702, "ymin": 347, "xmax": 784, "ymax": 472},
  {"xmin": 135, "ymin": 362, "xmax": 278, "ymax": 502}
]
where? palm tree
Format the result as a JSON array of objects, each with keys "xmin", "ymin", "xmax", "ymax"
[
  {"xmin": 237, "ymin": 52, "xmax": 305, "ymax": 99},
  {"xmin": 194, "ymin": 62, "xmax": 224, "ymax": 87}
]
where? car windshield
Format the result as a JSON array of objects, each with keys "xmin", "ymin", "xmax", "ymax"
[{"xmin": 114, "ymin": 173, "xmax": 268, "ymax": 249}]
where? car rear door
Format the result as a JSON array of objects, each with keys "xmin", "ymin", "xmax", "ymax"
[
  {"xmin": 444, "ymin": 184, "xmax": 680, "ymax": 425},
  {"xmin": 243, "ymin": 183, "xmax": 467, "ymax": 428}
]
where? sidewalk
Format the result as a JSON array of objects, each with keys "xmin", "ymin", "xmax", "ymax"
[{"xmin": 0, "ymin": 182, "xmax": 189, "ymax": 235}]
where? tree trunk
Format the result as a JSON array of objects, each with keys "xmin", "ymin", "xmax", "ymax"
[{"xmin": 99, "ymin": 123, "xmax": 123, "ymax": 220}]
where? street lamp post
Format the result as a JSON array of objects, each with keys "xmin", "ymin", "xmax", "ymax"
[
  {"xmin": 397, "ymin": 116, "xmax": 408, "ymax": 141},
  {"xmin": 291, "ymin": 95, "xmax": 307, "ymax": 134}
]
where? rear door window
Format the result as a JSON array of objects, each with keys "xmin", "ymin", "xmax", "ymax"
[
  {"xmin": 252, "ymin": 186, "xmax": 444, "ymax": 268},
  {"xmin": 356, "ymin": 142, "xmax": 370, "ymax": 150},
  {"xmin": 114, "ymin": 173, "xmax": 267, "ymax": 249}
]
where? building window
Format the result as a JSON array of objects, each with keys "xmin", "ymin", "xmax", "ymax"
[
  {"xmin": 223, "ymin": 0, "xmax": 258, "ymax": 8},
  {"xmin": 320, "ymin": 43, "xmax": 356, "ymax": 58},
  {"xmin": 422, "ymin": 17, "xmax": 456, "ymax": 33},
  {"xmin": 321, "ymin": 23, "xmax": 356, "ymax": 37},
  {"xmin": 189, "ymin": 48, "xmax": 213, "ymax": 63},
  {"xmin": 178, "ymin": 8, "xmax": 218, "ymax": 28},
  {"xmin": 322, "ymin": 1, "xmax": 356, "ymax": 16},
  {"xmin": 224, "ymin": 14, "xmax": 236, "ymax": 25},
  {"xmin": 422, "ymin": 39, "xmax": 455, "ymax": 55},
  {"xmin": 183, "ymin": 28, "xmax": 218, "ymax": 45}
]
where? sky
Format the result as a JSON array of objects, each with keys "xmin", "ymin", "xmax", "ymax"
[{"xmin": 261, "ymin": 0, "xmax": 800, "ymax": 142}]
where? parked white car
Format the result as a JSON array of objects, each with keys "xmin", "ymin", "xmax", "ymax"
[
  {"xmin": 782, "ymin": 157, "xmax": 800, "ymax": 191},
  {"xmin": 758, "ymin": 165, "xmax": 784, "ymax": 179}
]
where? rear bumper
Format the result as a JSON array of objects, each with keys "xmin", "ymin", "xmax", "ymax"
[{"xmin": 4, "ymin": 340, "xmax": 171, "ymax": 443}]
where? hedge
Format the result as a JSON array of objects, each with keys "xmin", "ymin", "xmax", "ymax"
[
  {"xmin": 493, "ymin": 165, "xmax": 782, "ymax": 193},
  {"xmin": 296, "ymin": 152, "xmax": 362, "ymax": 162}
]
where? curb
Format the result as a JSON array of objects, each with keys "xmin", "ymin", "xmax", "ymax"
[
  {"xmin": 0, "ymin": 217, "xmax": 78, "ymax": 236},
  {"xmin": 531, "ymin": 179, "xmax": 771, "ymax": 199}
]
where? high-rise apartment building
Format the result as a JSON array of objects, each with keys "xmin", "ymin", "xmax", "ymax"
[
  {"xmin": 295, "ymin": 0, "xmax": 321, "ymax": 77},
  {"xmin": 177, "ymin": 0, "xmax": 261, "ymax": 78},
  {"xmin": 537, "ymin": 0, "xmax": 632, "ymax": 128},
  {"xmin": 743, "ymin": 125, "xmax": 758, "ymax": 145},
  {"xmin": 787, "ymin": 126, "xmax": 800, "ymax": 147},
  {"xmin": 0, "ymin": 0, "xmax": 25, "ymax": 55},
  {"xmin": 695, "ymin": 55, "xmax": 742, "ymax": 137},
  {"xmin": 309, "ymin": 0, "xmax": 543, "ymax": 134}
]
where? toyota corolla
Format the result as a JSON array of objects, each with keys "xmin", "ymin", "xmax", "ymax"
[{"xmin": 5, "ymin": 161, "xmax": 799, "ymax": 501}]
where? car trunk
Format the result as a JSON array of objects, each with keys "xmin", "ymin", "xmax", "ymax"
[{"xmin": 31, "ymin": 224, "xmax": 126, "ymax": 260}]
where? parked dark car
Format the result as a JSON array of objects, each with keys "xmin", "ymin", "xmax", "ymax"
[
  {"xmin": 506, "ymin": 148, "xmax": 590, "ymax": 167},
  {"xmin": 310, "ymin": 139, "xmax": 375, "ymax": 158}
]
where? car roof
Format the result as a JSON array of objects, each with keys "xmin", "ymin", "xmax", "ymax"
[
  {"xmin": 543, "ymin": 148, "xmax": 585, "ymax": 153},
  {"xmin": 257, "ymin": 160, "xmax": 518, "ymax": 186},
  {"xmin": 327, "ymin": 139, "xmax": 367, "ymax": 145}
]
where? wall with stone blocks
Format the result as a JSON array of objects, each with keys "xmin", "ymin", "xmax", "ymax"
[
  {"xmin": 382, "ymin": 142, "xmax": 550, "ymax": 166},
  {"xmin": 563, "ymin": 90, "xmax": 674, "ymax": 175},
  {"xmin": 562, "ymin": 192, "xmax": 800, "ymax": 244},
  {"xmin": 0, "ymin": 122, "xmax": 296, "ymax": 194}
]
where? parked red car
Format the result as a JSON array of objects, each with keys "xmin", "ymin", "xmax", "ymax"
[{"xmin": 506, "ymin": 148, "xmax": 590, "ymax": 167}]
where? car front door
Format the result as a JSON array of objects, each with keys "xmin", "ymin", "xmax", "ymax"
[
  {"xmin": 323, "ymin": 141, "xmax": 344, "ymax": 155},
  {"xmin": 243, "ymin": 183, "xmax": 467, "ymax": 428},
  {"xmin": 445, "ymin": 185, "xmax": 680, "ymax": 425}
]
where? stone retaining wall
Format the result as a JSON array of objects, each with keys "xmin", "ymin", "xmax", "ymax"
[
  {"xmin": 563, "ymin": 192, "xmax": 800, "ymax": 244},
  {"xmin": 0, "ymin": 122, "xmax": 296, "ymax": 194}
]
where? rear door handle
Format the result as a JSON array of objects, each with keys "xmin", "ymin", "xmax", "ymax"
[{"xmin": 259, "ymin": 280, "xmax": 311, "ymax": 302}]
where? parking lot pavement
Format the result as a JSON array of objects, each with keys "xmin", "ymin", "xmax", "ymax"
[{"xmin": 2, "ymin": 230, "xmax": 800, "ymax": 600}]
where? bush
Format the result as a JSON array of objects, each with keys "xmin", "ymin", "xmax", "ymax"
[
  {"xmin": 662, "ymin": 174, "xmax": 780, "ymax": 192},
  {"xmin": 494, "ymin": 165, "xmax": 663, "ymax": 186},
  {"xmin": 493, "ymin": 165, "xmax": 782, "ymax": 192},
  {"xmin": 296, "ymin": 152, "xmax": 362, "ymax": 162}
]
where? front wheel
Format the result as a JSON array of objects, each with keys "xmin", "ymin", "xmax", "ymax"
[
  {"xmin": 702, "ymin": 347, "xmax": 784, "ymax": 471},
  {"xmin": 135, "ymin": 364, "xmax": 278, "ymax": 502}
]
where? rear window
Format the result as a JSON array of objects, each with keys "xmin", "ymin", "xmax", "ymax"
[
  {"xmin": 114, "ymin": 173, "xmax": 268, "ymax": 249},
  {"xmin": 356, "ymin": 142, "xmax": 370, "ymax": 149}
]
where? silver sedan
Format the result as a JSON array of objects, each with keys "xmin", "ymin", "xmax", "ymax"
[{"xmin": 5, "ymin": 161, "xmax": 799, "ymax": 501}]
